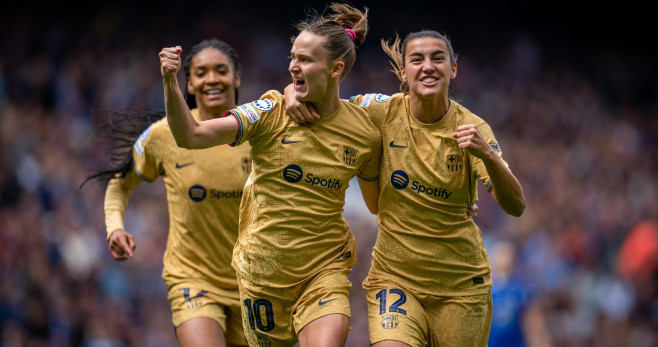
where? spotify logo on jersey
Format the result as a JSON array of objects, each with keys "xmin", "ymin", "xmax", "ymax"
[
  {"xmin": 283, "ymin": 164, "xmax": 344, "ymax": 190},
  {"xmin": 189, "ymin": 184, "xmax": 242, "ymax": 201},
  {"xmin": 283, "ymin": 165, "xmax": 304, "ymax": 183},
  {"xmin": 390, "ymin": 170, "xmax": 453, "ymax": 199},
  {"xmin": 188, "ymin": 185, "xmax": 207, "ymax": 202},
  {"xmin": 391, "ymin": 170, "xmax": 409, "ymax": 190}
]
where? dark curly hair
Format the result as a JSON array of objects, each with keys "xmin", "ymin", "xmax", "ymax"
[{"xmin": 81, "ymin": 39, "xmax": 241, "ymax": 188}]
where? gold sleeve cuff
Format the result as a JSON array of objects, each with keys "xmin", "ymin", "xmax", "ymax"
[{"xmin": 104, "ymin": 169, "xmax": 142, "ymax": 240}]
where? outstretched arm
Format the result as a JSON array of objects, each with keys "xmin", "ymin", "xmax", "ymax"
[
  {"xmin": 159, "ymin": 46, "xmax": 238, "ymax": 149},
  {"xmin": 104, "ymin": 171, "xmax": 141, "ymax": 260},
  {"xmin": 453, "ymin": 124, "xmax": 526, "ymax": 217}
]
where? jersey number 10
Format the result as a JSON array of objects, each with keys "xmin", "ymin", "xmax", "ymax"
[{"xmin": 243, "ymin": 298, "xmax": 275, "ymax": 332}]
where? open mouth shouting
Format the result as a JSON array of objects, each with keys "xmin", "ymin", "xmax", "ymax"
[{"xmin": 293, "ymin": 78, "xmax": 306, "ymax": 89}]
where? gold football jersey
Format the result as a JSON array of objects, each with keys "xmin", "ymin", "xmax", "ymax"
[
  {"xmin": 227, "ymin": 90, "xmax": 381, "ymax": 287},
  {"xmin": 127, "ymin": 109, "xmax": 251, "ymax": 293},
  {"xmin": 352, "ymin": 93, "xmax": 508, "ymax": 296}
]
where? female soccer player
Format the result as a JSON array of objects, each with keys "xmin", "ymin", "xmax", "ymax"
[
  {"xmin": 159, "ymin": 4, "xmax": 381, "ymax": 347},
  {"xmin": 286, "ymin": 30, "xmax": 526, "ymax": 346},
  {"xmin": 88, "ymin": 39, "xmax": 250, "ymax": 347}
]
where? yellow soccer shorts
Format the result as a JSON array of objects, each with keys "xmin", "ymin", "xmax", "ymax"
[
  {"xmin": 168, "ymin": 283, "xmax": 246, "ymax": 346},
  {"xmin": 237, "ymin": 266, "xmax": 353, "ymax": 346},
  {"xmin": 365, "ymin": 277, "xmax": 492, "ymax": 347}
]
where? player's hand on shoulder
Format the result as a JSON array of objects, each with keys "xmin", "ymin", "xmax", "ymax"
[
  {"xmin": 283, "ymin": 83, "xmax": 320, "ymax": 125},
  {"xmin": 108, "ymin": 228, "xmax": 137, "ymax": 261},
  {"xmin": 159, "ymin": 46, "xmax": 183, "ymax": 80}
]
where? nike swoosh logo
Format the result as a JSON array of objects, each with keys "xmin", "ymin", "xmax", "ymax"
[
  {"xmin": 281, "ymin": 137, "xmax": 302, "ymax": 145},
  {"xmin": 389, "ymin": 141, "xmax": 407, "ymax": 148},
  {"xmin": 318, "ymin": 298, "xmax": 338, "ymax": 306},
  {"xmin": 175, "ymin": 162, "xmax": 193, "ymax": 169}
]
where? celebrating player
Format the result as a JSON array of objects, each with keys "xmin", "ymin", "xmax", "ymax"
[
  {"xmin": 86, "ymin": 39, "xmax": 250, "ymax": 347},
  {"xmin": 286, "ymin": 29, "xmax": 526, "ymax": 346},
  {"xmin": 159, "ymin": 4, "xmax": 381, "ymax": 346}
]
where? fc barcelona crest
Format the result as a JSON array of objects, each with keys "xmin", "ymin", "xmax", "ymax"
[
  {"xmin": 242, "ymin": 157, "xmax": 252, "ymax": 173},
  {"xmin": 446, "ymin": 154, "xmax": 463, "ymax": 173},
  {"xmin": 381, "ymin": 314, "xmax": 399, "ymax": 329},
  {"xmin": 342, "ymin": 146, "xmax": 358, "ymax": 167},
  {"xmin": 255, "ymin": 333, "xmax": 271, "ymax": 347}
]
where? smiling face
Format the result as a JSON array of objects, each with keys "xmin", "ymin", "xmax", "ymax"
[
  {"xmin": 288, "ymin": 31, "xmax": 343, "ymax": 104},
  {"xmin": 401, "ymin": 37, "xmax": 457, "ymax": 99},
  {"xmin": 187, "ymin": 47, "xmax": 240, "ymax": 117}
]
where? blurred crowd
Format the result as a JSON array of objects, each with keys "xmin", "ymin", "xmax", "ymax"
[{"xmin": 1, "ymin": 4, "xmax": 657, "ymax": 347}]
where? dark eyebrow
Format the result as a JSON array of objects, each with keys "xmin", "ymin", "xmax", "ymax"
[
  {"xmin": 193, "ymin": 63, "xmax": 229, "ymax": 70},
  {"xmin": 408, "ymin": 50, "xmax": 446, "ymax": 58}
]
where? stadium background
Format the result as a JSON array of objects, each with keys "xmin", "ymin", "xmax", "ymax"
[{"xmin": 1, "ymin": 1, "xmax": 657, "ymax": 346}]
